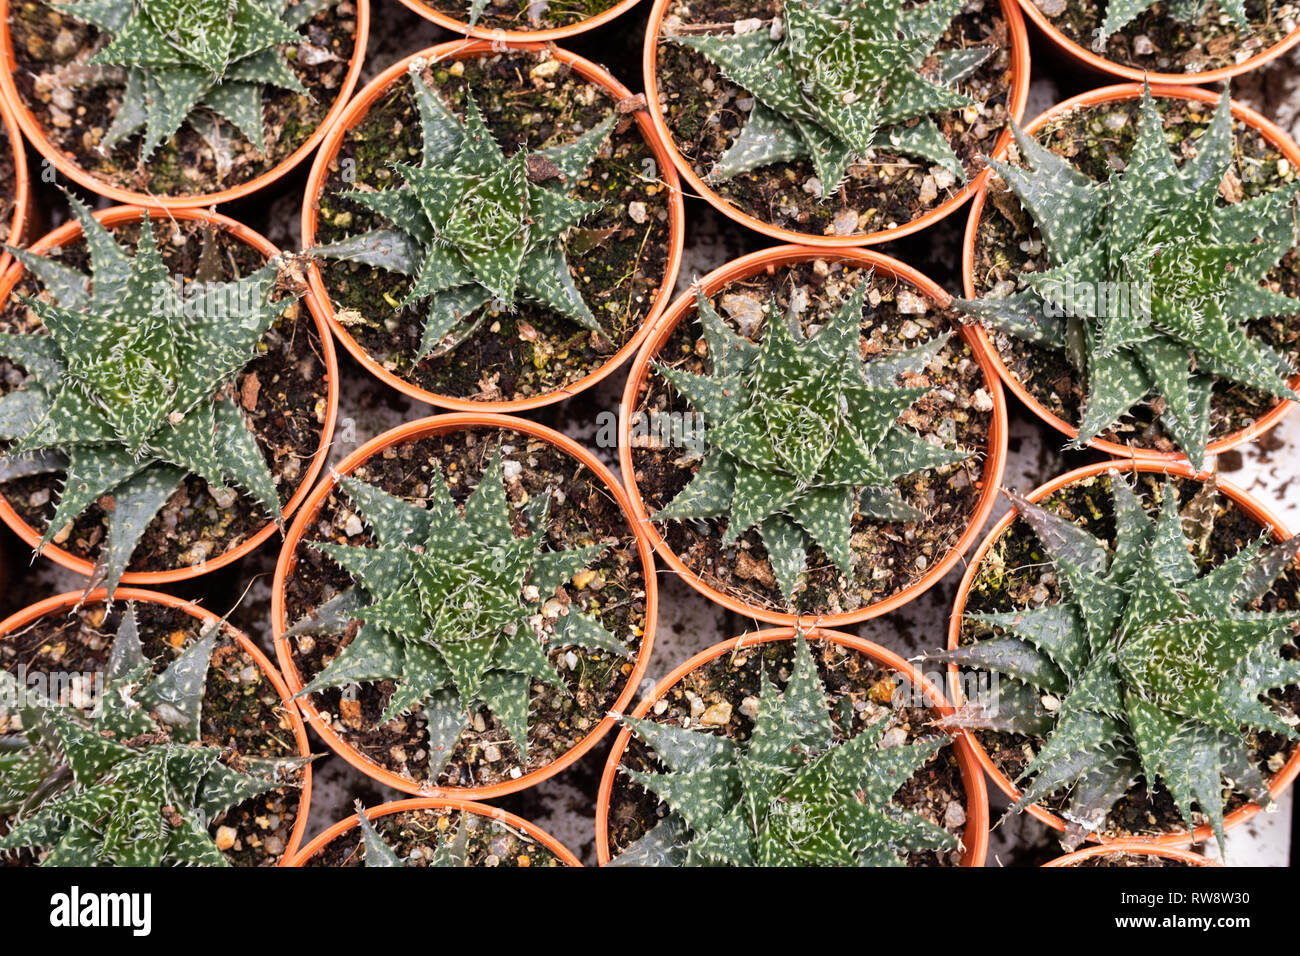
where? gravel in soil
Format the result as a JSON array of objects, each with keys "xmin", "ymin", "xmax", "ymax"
[{"xmin": 415, "ymin": 0, "xmax": 626, "ymax": 32}]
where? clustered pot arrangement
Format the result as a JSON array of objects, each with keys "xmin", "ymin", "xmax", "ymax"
[
  {"xmin": 643, "ymin": 0, "xmax": 1030, "ymax": 244},
  {"xmin": 1017, "ymin": 0, "xmax": 1300, "ymax": 83},
  {"xmin": 303, "ymin": 41, "xmax": 684, "ymax": 411},
  {"xmin": 273, "ymin": 414, "xmax": 657, "ymax": 797},
  {"xmin": 597, "ymin": 629, "xmax": 989, "ymax": 866},
  {"xmin": 0, "ymin": 200, "xmax": 337, "ymax": 595},
  {"xmin": 0, "ymin": 589, "xmax": 312, "ymax": 866},
  {"xmin": 942, "ymin": 460, "xmax": 1300, "ymax": 854},
  {"xmin": 961, "ymin": 83, "xmax": 1300, "ymax": 466},
  {"xmin": 291, "ymin": 797, "xmax": 581, "ymax": 866},
  {"xmin": 622, "ymin": 246, "xmax": 1006, "ymax": 624}
]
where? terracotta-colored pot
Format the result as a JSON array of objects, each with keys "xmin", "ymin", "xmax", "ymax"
[
  {"xmin": 289, "ymin": 796, "xmax": 582, "ymax": 866},
  {"xmin": 947, "ymin": 457, "xmax": 1300, "ymax": 846},
  {"xmin": 300, "ymin": 40, "xmax": 685, "ymax": 413},
  {"xmin": 0, "ymin": 87, "xmax": 29, "ymax": 273},
  {"xmin": 0, "ymin": 0, "xmax": 369, "ymax": 207},
  {"xmin": 595, "ymin": 627, "xmax": 991, "ymax": 866},
  {"xmin": 962, "ymin": 83, "xmax": 1300, "ymax": 463},
  {"xmin": 394, "ymin": 0, "xmax": 645, "ymax": 42},
  {"xmin": 1016, "ymin": 0, "xmax": 1300, "ymax": 85},
  {"xmin": 0, "ymin": 587, "xmax": 314, "ymax": 867},
  {"xmin": 272, "ymin": 413, "xmax": 659, "ymax": 799},
  {"xmin": 641, "ymin": 0, "xmax": 1031, "ymax": 247},
  {"xmin": 1043, "ymin": 842, "xmax": 1220, "ymax": 867},
  {"xmin": 0, "ymin": 205, "xmax": 339, "ymax": 588},
  {"xmin": 619, "ymin": 244, "xmax": 1008, "ymax": 627}
]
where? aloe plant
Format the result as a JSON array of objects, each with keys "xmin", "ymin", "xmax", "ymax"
[
  {"xmin": 352, "ymin": 802, "xmax": 467, "ymax": 867},
  {"xmin": 1092, "ymin": 0, "xmax": 1249, "ymax": 49}
]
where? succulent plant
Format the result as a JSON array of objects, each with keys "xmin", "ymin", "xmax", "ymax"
[
  {"xmin": 0, "ymin": 606, "xmax": 306, "ymax": 866},
  {"xmin": 0, "ymin": 196, "xmax": 286, "ymax": 596},
  {"xmin": 352, "ymin": 802, "xmax": 467, "ymax": 866},
  {"xmin": 957, "ymin": 86, "xmax": 1300, "ymax": 468},
  {"xmin": 609, "ymin": 636, "xmax": 958, "ymax": 866},
  {"xmin": 668, "ymin": 0, "xmax": 991, "ymax": 191},
  {"xmin": 57, "ymin": 0, "xmax": 337, "ymax": 160},
  {"xmin": 314, "ymin": 71, "xmax": 614, "ymax": 359},
  {"xmin": 1091, "ymin": 0, "xmax": 1249, "ymax": 48},
  {"xmin": 936, "ymin": 473, "xmax": 1300, "ymax": 852},
  {"xmin": 653, "ymin": 278, "xmax": 970, "ymax": 602},
  {"xmin": 288, "ymin": 452, "xmax": 634, "ymax": 775}
]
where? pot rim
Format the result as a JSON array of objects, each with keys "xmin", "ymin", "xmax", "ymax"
[
  {"xmin": 1042, "ymin": 841, "xmax": 1220, "ymax": 867},
  {"xmin": 393, "ymin": 0, "xmax": 646, "ymax": 43}
]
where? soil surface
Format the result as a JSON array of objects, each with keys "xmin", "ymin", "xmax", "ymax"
[
  {"xmin": 0, "ymin": 121, "xmax": 15, "ymax": 246},
  {"xmin": 605, "ymin": 637, "xmax": 973, "ymax": 866},
  {"xmin": 957, "ymin": 471, "xmax": 1300, "ymax": 843},
  {"xmin": 305, "ymin": 805, "xmax": 566, "ymax": 865},
  {"xmin": 630, "ymin": 258, "xmax": 995, "ymax": 618},
  {"xmin": 1036, "ymin": 0, "xmax": 1299, "ymax": 75},
  {"xmin": 970, "ymin": 95, "xmax": 1300, "ymax": 454},
  {"xmin": 0, "ymin": 600, "xmax": 307, "ymax": 866},
  {"xmin": 0, "ymin": 218, "xmax": 331, "ymax": 575},
  {"xmin": 1070, "ymin": 851, "xmax": 1197, "ymax": 866},
  {"xmin": 415, "ymin": 0, "xmax": 625, "ymax": 32},
  {"xmin": 283, "ymin": 426, "xmax": 650, "ymax": 790},
  {"xmin": 8, "ymin": 0, "xmax": 358, "ymax": 197},
  {"xmin": 312, "ymin": 49, "xmax": 672, "ymax": 403},
  {"xmin": 654, "ymin": 0, "xmax": 1017, "ymax": 238}
]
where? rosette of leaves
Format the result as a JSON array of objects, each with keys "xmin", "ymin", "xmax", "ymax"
[
  {"xmin": 55, "ymin": 0, "xmax": 338, "ymax": 160},
  {"xmin": 957, "ymin": 86, "xmax": 1300, "ymax": 468},
  {"xmin": 609, "ymin": 636, "xmax": 957, "ymax": 866},
  {"xmin": 0, "ymin": 606, "xmax": 306, "ymax": 866},
  {"xmin": 287, "ymin": 452, "xmax": 634, "ymax": 775},
  {"xmin": 667, "ymin": 0, "xmax": 992, "ymax": 191},
  {"xmin": 313, "ymin": 71, "xmax": 615, "ymax": 359},
  {"xmin": 0, "ymin": 196, "xmax": 286, "ymax": 596},
  {"xmin": 935, "ymin": 474, "xmax": 1300, "ymax": 852},
  {"xmin": 1091, "ymin": 0, "xmax": 1250, "ymax": 49},
  {"xmin": 653, "ymin": 278, "xmax": 971, "ymax": 603}
]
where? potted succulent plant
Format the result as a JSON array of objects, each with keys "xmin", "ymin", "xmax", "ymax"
[
  {"xmin": 272, "ymin": 413, "xmax": 657, "ymax": 798},
  {"xmin": 0, "ymin": 588, "xmax": 312, "ymax": 866},
  {"xmin": 1043, "ymin": 842, "xmax": 1219, "ymax": 867},
  {"xmin": 960, "ymin": 83, "xmax": 1300, "ymax": 468},
  {"xmin": 0, "ymin": 95, "xmax": 28, "ymax": 272},
  {"xmin": 0, "ymin": 0, "xmax": 368, "ymax": 206},
  {"xmin": 642, "ymin": 0, "xmax": 1030, "ymax": 245},
  {"xmin": 1017, "ymin": 0, "xmax": 1300, "ymax": 84},
  {"xmin": 620, "ymin": 245, "xmax": 1006, "ymax": 625},
  {"xmin": 302, "ymin": 40, "xmax": 684, "ymax": 412},
  {"xmin": 290, "ymin": 797, "xmax": 581, "ymax": 866},
  {"xmin": 393, "ymin": 0, "xmax": 645, "ymax": 42},
  {"xmin": 596, "ymin": 628, "xmax": 989, "ymax": 866},
  {"xmin": 0, "ymin": 200, "xmax": 337, "ymax": 597},
  {"xmin": 940, "ymin": 459, "xmax": 1300, "ymax": 853}
]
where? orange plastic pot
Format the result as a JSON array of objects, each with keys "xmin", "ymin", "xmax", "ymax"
[
  {"xmin": 962, "ymin": 83, "xmax": 1300, "ymax": 463},
  {"xmin": 0, "ymin": 0, "xmax": 369, "ymax": 207},
  {"xmin": 394, "ymin": 0, "xmax": 645, "ymax": 42},
  {"xmin": 0, "ymin": 87, "xmax": 29, "ymax": 273},
  {"xmin": 1042, "ymin": 842, "xmax": 1220, "ymax": 867},
  {"xmin": 1016, "ymin": 0, "xmax": 1300, "ymax": 85},
  {"xmin": 272, "ymin": 412, "xmax": 659, "ymax": 799},
  {"xmin": 641, "ymin": 0, "xmax": 1030, "ymax": 247},
  {"xmin": 300, "ymin": 40, "xmax": 685, "ymax": 413},
  {"xmin": 947, "ymin": 457, "xmax": 1300, "ymax": 846},
  {"xmin": 620, "ymin": 244, "xmax": 1009, "ymax": 627},
  {"xmin": 289, "ymin": 796, "xmax": 582, "ymax": 866},
  {"xmin": 0, "ymin": 205, "xmax": 340, "ymax": 588},
  {"xmin": 0, "ymin": 587, "xmax": 314, "ymax": 866},
  {"xmin": 595, "ymin": 627, "xmax": 991, "ymax": 866}
]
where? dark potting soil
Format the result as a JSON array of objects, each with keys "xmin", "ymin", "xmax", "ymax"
[
  {"xmin": 1038, "ymin": 0, "xmax": 1298, "ymax": 75},
  {"xmin": 630, "ymin": 258, "xmax": 994, "ymax": 618},
  {"xmin": 1071, "ymin": 851, "xmax": 1198, "ymax": 866},
  {"xmin": 0, "ymin": 219, "xmax": 331, "ymax": 575},
  {"xmin": 8, "ymin": 0, "xmax": 357, "ymax": 197},
  {"xmin": 654, "ymin": 0, "xmax": 1017, "ymax": 238},
  {"xmin": 605, "ymin": 637, "xmax": 972, "ymax": 866},
  {"xmin": 0, "ymin": 600, "xmax": 307, "ymax": 867},
  {"xmin": 971, "ymin": 95, "xmax": 1300, "ymax": 454},
  {"xmin": 282, "ymin": 426, "xmax": 650, "ymax": 790},
  {"xmin": 413, "ymin": 0, "xmax": 625, "ymax": 31},
  {"xmin": 0, "ymin": 121, "xmax": 14, "ymax": 246},
  {"xmin": 312, "ymin": 50, "xmax": 672, "ymax": 403},
  {"xmin": 958, "ymin": 471, "xmax": 1300, "ymax": 843},
  {"xmin": 304, "ymin": 806, "xmax": 565, "ymax": 866}
]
